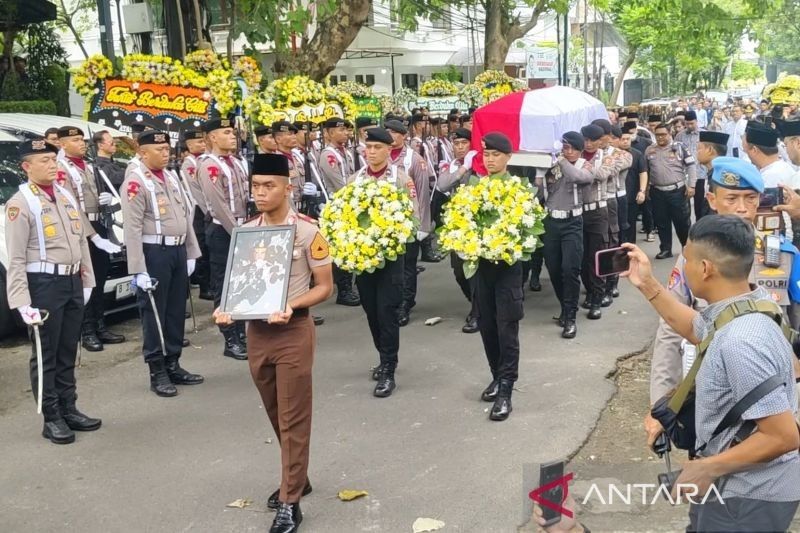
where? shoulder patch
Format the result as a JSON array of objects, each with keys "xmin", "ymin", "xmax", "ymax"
[
  {"xmin": 406, "ymin": 179, "xmax": 417, "ymax": 199},
  {"xmin": 310, "ymin": 232, "xmax": 329, "ymax": 260},
  {"xmin": 208, "ymin": 166, "xmax": 220, "ymax": 183},
  {"xmin": 7, "ymin": 206, "xmax": 19, "ymax": 221},
  {"xmin": 127, "ymin": 180, "xmax": 141, "ymax": 200},
  {"xmin": 56, "ymin": 170, "xmax": 67, "ymax": 186},
  {"xmin": 327, "ymin": 154, "xmax": 337, "ymax": 168},
  {"xmin": 668, "ymin": 267, "xmax": 682, "ymax": 290}
]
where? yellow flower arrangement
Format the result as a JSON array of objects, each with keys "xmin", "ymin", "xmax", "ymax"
[
  {"xmin": 72, "ymin": 54, "xmax": 114, "ymax": 96},
  {"xmin": 247, "ymin": 76, "xmax": 358, "ymax": 124},
  {"xmin": 183, "ymin": 49, "xmax": 228, "ymax": 73},
  {"xmin": 319, "ymin": 179, "xmax": 418, "ymax": 274},
  {"xmin": 764, "ymin": 75, "xmax": 800, "ymax": 105},
  {"xmin": 233, "ymin": 56, "xmax": 263, "ymax": 92},
  {"xmin": 243, "ymin": 94, "xmax": 277, "ymax": 126},
  {"xmin": 323, "ymin": 83, "xmax": 358, "ymax": 123},
  {"xmin": 438, "ymin": 175, "xmax": 546, "ymax": 278},
  {"xmin": 468, "ymin": 70, "xmax": 527, "ymax": 104},
  {"xmin": 336, "ymin": 80, "xmax": 373, "ymax": 98},
  {"xmin": 419, "ymin": 79, "xmax": 459, "ymax": 97}
]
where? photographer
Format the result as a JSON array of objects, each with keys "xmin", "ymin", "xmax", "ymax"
[{"xmin": 624, "ymin": 215, "xmax": 800, "ymax": 531}]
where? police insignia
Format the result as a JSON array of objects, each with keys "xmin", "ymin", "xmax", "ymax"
[
  {"xmin": 56, "ymin": 170, "xmax": 67, "ymax": 186},
  {"xmin": 406, "ymin": 180, "xmax": 417, "ymax": 199},
  {"xmin": 721, "ymin": 171, "xmax": 739, "ymax": 187},
  {"xmin": 209, "ymin": 166, "xmax": 220, "ymax": 183},
  {"xmin": 32, "ymin": 140, "xmax": 46, "ymax": 150},
  {"xmin": 44, "ymin": 225, "xmax": 57, "ymax": 238},
  {"xmin": 127, "ymin": 181, "xmax": 141, "ymax": 200},
  {"xmin": 310, "ymin": 232, "xmax": 329, "ymax": 260},
  {"xmin": 7, "ymin": 206, "xmax": 19, "ymax": 221},
  {"xmin": 668, "ymin": 267, "xmax": 681, "ymax": 290},
  {"xmin": 327, "ymin": 154, "xmax": 337, "ymax": 168}
]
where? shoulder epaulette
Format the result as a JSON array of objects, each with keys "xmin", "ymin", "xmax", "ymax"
[{"xmin": 297, "ymin": 213, "xmax": 318, "ymax": 225}]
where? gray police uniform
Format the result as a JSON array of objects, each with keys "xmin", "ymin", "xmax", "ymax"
[
  {"xmin": 646, "ymin": 142, "xmax": 697, "ymax": 253},
  {"xmin": 675, "ymin": 129, "xmax": 709, "ymax": 220}
]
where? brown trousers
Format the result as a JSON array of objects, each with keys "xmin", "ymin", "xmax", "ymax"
[{"xmin": 248, "ymin": 311, "xmax": 315, "ymax": 503}]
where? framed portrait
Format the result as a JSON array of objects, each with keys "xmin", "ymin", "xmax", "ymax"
[{"xmin": 219, "ymin": 225, "xmax": 296, "ymax": 320}]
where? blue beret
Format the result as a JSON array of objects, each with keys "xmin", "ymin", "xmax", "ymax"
[{"xmin": 710, "ymin": 156, "xmax": 764, "ymax": 193}]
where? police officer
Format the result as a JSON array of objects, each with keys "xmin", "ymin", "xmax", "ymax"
[
  {"xmin": 385, "ymin": 119, "xmax": 434, "ymax": 326},
  {"xmin": 197, "ymin": 118, "xmax": 250, "ymax": 360},
  {"xmin": 601, "ymin": 124, "xmax": 633, "ymax": 302},
  {"xmin": 6, "ymin": 139, "xmax": 101, "ymax": 443},
  {"xmin": 354, "ymin": 116, "xmax": 378, "ymax": 170},
  {"xmin": 214, "ymin": 153, "xmax": 333, "ymax": 533},
  {"xmin": 272, "ymin": 120, "xmax": 304, "ymax": 210},
  {"xmin": 56, "ymin": 126, "xmax": 124, "ymax": 352},
  {"xmin": 675, "ymin": 110, "xmax": 709, "ymax": 220},
  {"xmin": 539, "ymin": 132, "xmax": 593, "ymax": 339},
  {"xmin": 255, "ymin": 125, "xmax": 278, "ymax": 154},
  {"xmin": 292, "ymin": 121, "xmax": 328, "ymax": 216},
  {"xmin": 437, "ymin": 127, "xmax": 479, "ymax": 333},
  {"xmin": 180, "ymin": 128, "xmax": 213, "ymax": 300},
  {"xmin": 646, "ymin": 123, "xmax": 697, "ymax": 259},
  {"xmin": 620, "ymin": 124, "xmax": 649, "ymax": 244},
  {"xmin": 121, "ymin": 130, "xmax": 204, "ymax": 397},
  {"xmin": 474, "ymin": 132, "xmax": 524, "ymax": 421},
  {"xmin": 348, "ymin": 127, "xmax": 419, "ymax": 398}
]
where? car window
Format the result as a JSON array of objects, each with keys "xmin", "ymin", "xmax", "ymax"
[{"xmin": 0, "ymin": 141, "xmax": 25, "ymax": 205}]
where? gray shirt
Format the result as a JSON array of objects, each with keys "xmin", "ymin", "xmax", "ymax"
[
  {"xmin": 675, "ymin": 130, "xmax": 708, "ymax": 181},
  {"xmin": 693, "ymin": 287, "xmax": 800, "ymax": 501},
  {"xmin": 645, "ymin": 143, "xmax": 698, "ymax": 188},
  {"xmin": 542, "ymin": 157, "xmax": 594, "ymax": 211}
]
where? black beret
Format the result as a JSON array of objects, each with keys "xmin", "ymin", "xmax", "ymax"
[
  {"xmin": 684, "ymin": 110, "xmax": 698, "ymax": 121},
  {"xmin": 182, "ymin": 129, "xmax": 204, "ymax": 141},
  {"xmin": 453, "ymin": 128, "xmax": 472, "ymax": 141},
  {"xmin": 581, "ymin": 124, "xmax": 604, "ymax": 141},
  {"xmin": 447, "ymin": 113, "xmax": 459, "ymax": 122},
  {"xmin": 468, "ymin": 106, "xmax": 478, "ymax": 114},
  {"xmin": 252, "ymin": 153, "xmax": 290, "ymax": 177},
  {"xmin": 202, "ymin": 117, "xmax": 234, "ymax": 132},
  {"xmin": 647, "ymin": 114, "xmax": 662, "ymax": 123},
  {"xmin": 138, "ymin": 130, "xmax": 170, "ymax": 146},
  {"xmin": 623, "ymin": 120, "xmax": 638, "ymax": 132},
  {"xmin": 356, "ymin": 116, "xmax": 379, "ymax": 129},
  {"xmin": 364, "ymin": 127, "xmax": 393, "ymax": 145},
  {"xmin": 130, "ymin": 123, "xmax": 148, "ymax": 135},
  {"xmin": 591, "ymin": 119, "xmax": 612, "ymax": 135},
  {"xmin": 410, "ymin": 114, "xmax": 426, "ymax": 125},
  {"xmin": 459, "ymin": 114, "xmax": 472, "ymax": 125},
  {"xmin": 482, "ymin": 132, "xmax": 512, "ymax": 154},
  {"xmin": 271, "ymin": 120, "xmax": 297, "ymax": 134},
  {"xmin": 57, "ymin": 126, "xmax": 84, "ymax": 139},
  {"xmin": 699, "ymin": 130, "xmax": 730, "ymax": 145},
  {"xmin": 610, "ymin": 125, "xmax": 623, "ymax": 138},
  {"xmin": 561, "ymin": 131, "xmax": 585, "ymax": 152},
  {"xmin": 778, "ymin": 120, "xmax": 800, "ymax": 139},
  {"xmin": 384, "ymin": 113, "xmax": 397, "ymax": 122},
  {"xmin": 19, "ymin": 138, "xmax": 58, "ymax": 157},
  {"xmin": 254, "ymin": 125, "xmax": 272, "ymax": 137},
  {"xmin": 323, "ymin": 117, "xmax": 345, "ymax": 129},
  {"xmin": 745, "ymin": 120, "xmax": 778, "ymax": 147},
  {"xmin": 449, "ymin": 108, "xmax": 460, "ymax": 115},
  {"xmin": 344, "ymin": 119, "xmax": 354, "ymax": 129},
  {"xmin": 430, "ymin": 117, "xmax": 442, "ymax": 126},
  {"xmin": 384, "ymin": 120, "xmax": 407, "ymax": 135}
]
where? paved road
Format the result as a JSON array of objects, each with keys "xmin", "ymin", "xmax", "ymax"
[{"xmin": 0, "ymin": 240, "xmax": 670, "ymax": 532}]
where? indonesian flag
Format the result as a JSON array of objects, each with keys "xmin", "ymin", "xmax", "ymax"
[{"xmin": 471, "ymin": 86, "xmax": 608, "ymax": 175}]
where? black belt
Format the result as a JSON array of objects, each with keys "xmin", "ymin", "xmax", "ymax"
[{"xmin": 293, "ymin": 308, "xmax": 309, "ymax": 318}]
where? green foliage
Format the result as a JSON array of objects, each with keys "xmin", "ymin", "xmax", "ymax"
[
  {"xmin": 24, "ymin": 24, "xmax": 68, "ymax": 100},
  {"xmin": 432, "ymin": 65, "xmax": 463, "ymax": 83},
  {"xmin": 730, "ymin": 59, "xmax": 763, "ymax": 82},
  {"xmin": 0, "ymin": 72, "xmax": 27, "ymax": 101},
  {"xmin": 0, "ymin": 100, "xmax": 57, "ymax": 114},
  {"xmin": 752, "ymin": 0, "xmax": 800, "ymax": 63},
  {"xmin": 233, "ymin": 0, "xmax": 338, "ymax": 54}
]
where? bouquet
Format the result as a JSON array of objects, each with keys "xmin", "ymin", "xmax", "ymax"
[
  {"xmin": 72, "ymin": 54, "xmax": 114, "ymax": 96},
  {"xmin": 764, "ymin": 75, "xmax": 800, "ymax": 105},
  {"xmin": 233, "ymin": 56, "xmax": 263, "ymax": 92},
  {"xmin": 337, "ymin": 80, "xmax": 373, "ymax": 98},
  {"xmin": 438, "ymin": 176, "xmax": 546, "ymax": 278},
  {"xmin": 319, "ymin": 180, "xmax": 418, "ymax": 274},
  {"xmin": 419, "ymin": 79, "xmax": 459, "ymax": 97}
]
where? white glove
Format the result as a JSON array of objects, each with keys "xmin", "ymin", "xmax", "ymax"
[
  {"xmin": 83, "ymin": 287, "xmax": 92, "ymax": 304},
  {"xmin": 18, "ymin": 305, "xmax": 42, "ymax": 325},
  {"xmin": 463, "ymin": 150, "xmax": 478, "ymax": 170},
  {"xmin": 91, "ymin": 235, "xmax": 122, "ymax": 254},
  {"xmin": 302, "ymin": 182, "xmax": 318, "ymax": 196},
  {"xmin": 187, "ymin": 259, "xmax": 196, "ymax": 276},
  {"xmin": 417, "ymin": 231, "xmax": 429, "ymax": 241},
  {"xmin": 133, "ymin": 273, "xmax": 153, "ymax": 291},
  {"xmin": 98, "ymin": 192, "xmax": 114, "ymax": 206}
]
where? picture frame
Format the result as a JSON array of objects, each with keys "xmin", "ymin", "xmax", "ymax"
[{"xmin": 219, "ymin": 225, "xmax": 296, "ymax": 320}]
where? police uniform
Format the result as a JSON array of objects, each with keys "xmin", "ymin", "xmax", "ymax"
[
  {"xmin": 56, "ymin": 126, "xmax": 125, "ymax": 350},
  {"xmin": 354, "ymin": 116, "xmax": 379, "ymax": 171},
  {"xmin": 292, "ymin": 121, "xmax": 329, "ymax": 209},
  {"xmin": 180, "ymin": 129, "xmax": 212, "ymax": 299},
  {"xmin": 120, "ymin": 130, "xmax": 204, "ymax": 397},
  {"xmin": 272, "ymin": 120, "xmax": 305, "ymax": 209},
  {"xmin": 5, "ymin": 139, "xmax": 100, "ymax": 443},
  {"xmin": 646, "ymin": 133, "xmax": 696, "ymax": 257},
  {"xmin": 602, "ymin": 144, "xmax": 633, "ymax": 300},
  {"xmin": 541, "ymin": 132, "xmax": 593, "ymax": 338},
  {"xmin": 348, "ymin": 127, "xmax": 420, "ymax": 398},
  {"xmin": 196, "ymin": 118, "xmax": 251, "ymax": 359},
  {"xmin": 241, "ymin": 154, "xmax": 333, "ymax": 532},
  {"xmin": 675, "ymin": 112, "xmax": 709, "ymax": 221}
]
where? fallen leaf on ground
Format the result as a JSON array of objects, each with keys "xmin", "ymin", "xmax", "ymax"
[
  {"xmin": 226, "ymin": 498, "xmax": 252, "ymax": 509},
  {"xmin": 337, "ymin": 489, "xmax": 368, "ymax": 501},
  {"xmin": 412, "ymin": 517, "xmax": 445, "ymax": 532}
]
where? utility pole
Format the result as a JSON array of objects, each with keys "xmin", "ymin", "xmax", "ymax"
[
  {"xmin": 96, "ymin": 0, "xmax": 116, "ymax": 61},
  {"xmin": 582, "ymin": 0, "xmax": 588, "ymax": 92},
  {"xmin": 563, "ymin": 11, "xmax": 569, "ymax": 86},
  {"xmin": 163, "ymin": 0, "xmax": 186, "ymax": 59}
]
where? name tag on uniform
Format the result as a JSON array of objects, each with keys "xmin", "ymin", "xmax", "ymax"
[{"xmin": 751, "ymin": 252, "xmax": 792, "ymax": 306}]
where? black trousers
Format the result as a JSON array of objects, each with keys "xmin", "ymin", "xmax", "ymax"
[
  {"xmin": 402, "ymin": 240, "xmax": 420, "ymax": 308},
  {"xmin": 27, "ymin": 273, "xmax": 83, "ymax": 415},
  {"xmin": 581, "ymin": 208, "xmax": 609, "ymax": 301},
  {"xmin": 206, "ymin": 222, "xmax": 237, "ymax": 335},
  {"xmin": 356, "ymin": 256, "xmax": 404, "ymax": 368},
  {"xmin": 616, "ymin": 193, "xmax": 629, "ymax": 235},
  {"xmin": 83, "ymin": 221, "xmax": 110, "ymax": 334},
  {"xmin": 650, "ymin": 186, "xmax": 691, "ymax": 253},
  {"xmin": 450, "ymin": 252, "xmax": 479, "ymax": 318},
  {"xmin": 688, "ymin": 498, "xmax": 799, "ymax": 532},
  {"xmin": 192, "ymin": 208, "xmax": 211, "ymax": 292},
  {"xmin": 136, "ymin": 244, "xmax": 188, "ymax": 362},
  {"xmin": 606, "ymin": 197, "xmax": 622, "ymax": 291},
  {"xmin": 625, "ymin": 198, "xmax": 639, "ymax": 244},
  {"xmin": 543, "ymin": 215, "xmax": 583, "ymax": 319},
  {"xmin": 641, "ymin": 198, "xmax": 654, "ymax": 233},
  {"xmin": 475, "ymin": 260, "xmax": 523, "ymax": 382},
  {"xmin": 693, "ymin": 178, "xmax": 711, "ymax": 221},
  {"xmin": 522, "ymin": 248, "xmax": 544, "ymax": 285}
]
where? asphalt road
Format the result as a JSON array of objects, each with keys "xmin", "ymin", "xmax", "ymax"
[{"xmin": 0, "ymin": 239, "xmax": 670, "ymax": 533}]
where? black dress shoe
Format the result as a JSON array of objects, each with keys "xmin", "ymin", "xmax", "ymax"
[
  {"xmin": 182, "ymin": 338, "xmax": 190, "ymax": 347},
  {"xmin": 267, "ymin": 480, "xmax": 313, "ymax": 510},
  {"xmin": 480, "ymin": 379, "xmax": 499, "ymax": 402},
  {"xmin": 416, "ymin": 265, "xmax": 425, "ymax": 273},
  {"xmin": 165, "ymin": 356, "xmax": 205, "ymax": 385},
  {"xmin": 61, "ymin": 403, "xmax": 102, "ymax": 431},
  {"xmin": 185, "ymin": 311, "xmax": 191, "ymax": 319},
  {"xmin": 612, "ymin": 288, "xmax": 620, "ymax": 298},
  {"xmin": 313, "ymin": 315, "xmax": 324, "ymax": 326},
  {"xmin": 370, "ymin": 363, "xmax": 384, "ymax": 381},
  {"xmin": 97, "ymin": 329, "xmax": 125, "ymax": 344},
  {"xmin": 148, "ymin": 359, "xmax": 178, "ymax": 397},
  {"xmin": 462, "ymin": 314, "xmax": 479, "ymax": 333},
  {"xmin": 42, "ymin": 419, "xmax": 75, "ymax": 444},
  {"xmin": 336, "ymin": 290, "xmax": 361, "ymax": 306},
  {"xmin": 270, "ymin": 502, "xmax": 302, "ymax": 533},
  {"xmin": 81, "ymin": 334, "xmax": 103, "ymax": 352},
  {"xmin": 561, "ymin": 320, "xmax": 577, "ymax": 339},
  {"xmin": 374, "ymin": 370, "xmax": 396, "ymax": 397},
  {"xmin": 528, "ymin": 276, "xmax": 542, "ymax": 292},
  {"xmin": 199, "ymin": 290, "xmax": 215, "ymax": 301},
  {"xmin": 587, "ymin": 306, "xmax": 602, "ymax": 320},
  {"xmin": 553, "ymin": 314, "xmax": 565, "ymax": 327},
  {"xmin": 655, "ymin": 250, "xmax": 673, "ymax": 260},
  {"xmin": 600, "ymin": 294, "xmax": 613, "ymax": 307},
  {"xmin": 489, "ymin": 380, "xmax": 513, "ymax": 421},
  {"xmin": 420, "ymin": 252, "xmax": 443, "ymax": 263},
  {"xmin": 397, "ymin": 307, "xmax": 409, "ymax": 327}
]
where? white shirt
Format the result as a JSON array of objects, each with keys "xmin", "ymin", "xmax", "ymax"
[
  {"xmin": 724, "ymin": 118, "xmax": 748, "ymax": 159},
  {"xmin": 759, "ymin": 158, "xmax": 800, "ymax": 236}
]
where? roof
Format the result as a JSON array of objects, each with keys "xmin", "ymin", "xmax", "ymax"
[{"xmin": 0, "ymin": 114, "xmax": 127, "ymax": 138}]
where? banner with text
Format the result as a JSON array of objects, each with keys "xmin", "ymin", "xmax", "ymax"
[
  {"xmin": 406, "ymin": 96, "xmax": 469, "ymax": 116},
  {"xmin": 354, "ymin": 97, "xmax": 383, "ymax": 120},
  {"xmin": 526, "ymin": 47, "xmax": 559, "ymax": 79}
]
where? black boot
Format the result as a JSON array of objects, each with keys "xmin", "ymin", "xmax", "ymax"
[
  {"xmin": 60, "ymin": 399, "xmax": 102, "ymax": 431},
  {"xmin": 420, "ymin": 238, "xmax": 444, "ymax": 262},
  {"xmin": 374, "ymin": 366, "xmax": 396, "ymax": 397},
  {"xmin": 481, "ymin": 379, "xmax": 499, "ymax": 402},
  {"xmin": 41, "ymin": 405, "xmax": 75, "ymax": 444},
  {"xmin": 587, "ymin": 293, "xmax": 602, "ymax": 320},
  {"xmin": 267, "ymin": 480, "xmax": 313, "ymax": 510},
  {"xmin": 489, "ymin": 379, "xmax": 513, "ymax": 421},
  {"xmin": 199, "ymin": 289, "xmax": 215, "ymax": 301},
  {"xmin": 223, "ymin": 330, "xmax": 248, "ymax": 360},
  {"xmin": 336, "ymin": 276, "xmax": 361, "ymax": 306},
  {"xmin": 561, "ymin": 312, "xmax": 577, "ymax": 339},
  {"xmin": 462, "ymin": 314, "xmax": 479, "ymax": 334},
  {"xmin": 553, "ymin": 313, "xmax": 565, "ymax": 327},
  {"xmin": 238, "ymin": 324, "xmax": 248, "ymax": 349},
  {"xmin": 148, "ymin": 358, "xmax": 178, "ymax": 397},
  {"xmin": 397, "ymin": 304, "xmax": 410, "ymax": 327},
  {"xmin": 600, "ymin": 293, "xmax": 613, "ymax": 307},
  {"xmin": 528, "ymin": 275, "xmax": 542, "ymax": 292},
  {"xmin": 270, "ymin": 502, "xmax": 302, "ymax": 533},
  {"xmin": 81, "ymin": 331, "xmax": 103, "ymax": 352},
  {"xmin": 165, "ymin": 356, "xmax": 205, "ymax": 385},
  {"xmin": 371, "ymin": 363, "xmax": 385, "ymax": 381},
  {"xmin": 96, "ymin": 320, "xmax": 125, "ymax": 344}
]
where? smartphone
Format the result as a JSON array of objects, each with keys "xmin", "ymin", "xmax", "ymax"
[
  {"xmin": 595, "ymin": 247, "xmax": 631, "ymax": 277},
  {"xmin": 759, "ymin": 187, "xmax": 784, "ymax": 209},
  {"xmin": 539, "ymin": 460, "xmax": 565, "ymax": 527}
]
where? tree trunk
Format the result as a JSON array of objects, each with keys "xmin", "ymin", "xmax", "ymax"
[
  {"xmin": 610, "ymin": 47, "xmax": 635, "ymax": 107},
  {"xmin": 483, "ymin": 0, "xmax": 508, "ymax": 71},
  {"xmin": 58, "ymin": 0, "xmax": 89, "ymax": 58},
  {"xmin": 274, "ymin": 0, "xmax": 371, "ymax": 81}
]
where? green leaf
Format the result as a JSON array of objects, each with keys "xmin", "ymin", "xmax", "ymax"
[{"xmin": 463, "ymin": 260, "xmax": 478, "ymax": 279}]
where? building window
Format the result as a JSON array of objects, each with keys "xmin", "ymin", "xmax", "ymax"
[
  {"xmin": 356, "ymin": 75, "xmax": 364, "ymax": 84},
  {"xmin": 340, "ymin": 75, "xmax": 347, "ymax": 82},
  {"xmin": 330, "ymin": 76, "xmax": 338, "ymax": 85},
  {"xmin": 431, "ymin": 8, "xmax": 451, "ymax": 30},
  {"xmin": 402, "ymin": 73, "xmax": 418, "ymax": 91},
  {"xmin": 365, "ymin": 74, "xmax": 375, "ymax": 86}
]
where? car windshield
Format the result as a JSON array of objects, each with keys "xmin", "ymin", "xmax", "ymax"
[{"xmin": 0, "ymin": 141, "xmax": 25, "ymax": 204}]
